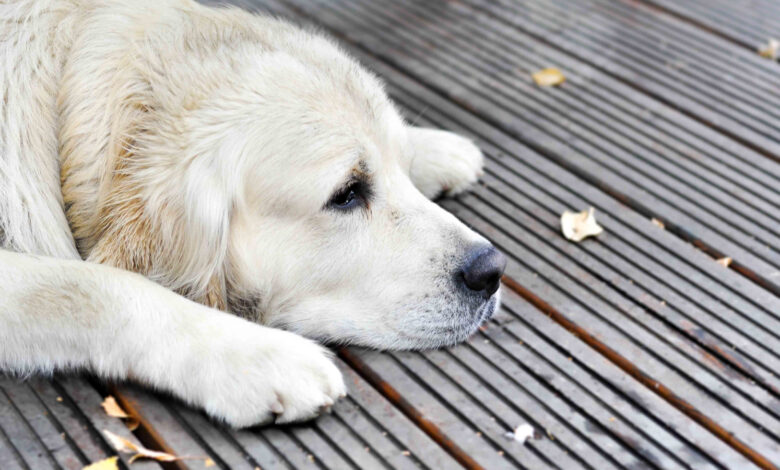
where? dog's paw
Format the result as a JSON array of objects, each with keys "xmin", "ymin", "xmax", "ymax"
[
  {"xmin": 408, "ymin": 128, "xmax": 485, "ymax": 199},
  {"xmin": 181, "ymin": 319, "xmax": 345, "ymax": 428}
]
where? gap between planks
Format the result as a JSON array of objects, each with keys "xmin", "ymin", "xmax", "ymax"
[{"xmin": 628, "ymin": 0, "xmax": 758, "ymax": 51}]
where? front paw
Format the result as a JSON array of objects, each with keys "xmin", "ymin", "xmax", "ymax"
[
  {"xmin": 179, "ymin": 320, "xmax": 346, "ymax": 428},
  {"xmin": 409, "ymin": 128, "xmax": 485, "ymax": 199}
]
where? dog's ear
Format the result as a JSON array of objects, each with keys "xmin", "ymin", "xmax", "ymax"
[{"xmin": 88, "ymin": 146, "xmax": 233, "ymax": 311}]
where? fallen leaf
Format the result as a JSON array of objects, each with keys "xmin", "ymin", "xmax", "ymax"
[
  {"xmin": 204, "ymin": 458, "xmax": 216, "ymax": 467},
  {"xmin": 503, "ymin": 423, "xmax": 535, "ymax": 444},
  {"xmin": 532, "ymin": 67, "xmax": 565, "ymax": 86},
  {"xmin": 759, "ymin": 39, "xmax": 779, "ymax": 60},
  {"xmin": 82, "ymin": 457, "xmax": 119, "ymax": 470},
  {"xmin": 104, "ymin": 430, "xmax": 178, "ymax": 463},
  {"xmin": 125, "ymin": 418, "xmax": 140, "ymax": 431},
  {"xmin": 716, "ymin": 257, "xmax": 732, "ymax": 267},
  {"xmin": 101, "ymin": 396, "xmax": 129, "ymax": 419},
  {"xmin": 651, "ymin": 218, "xmax": 665, "ymax": 229},
  {"xmin": 561, "ymin": 207, "xmax": 604, "ymax": 242}
]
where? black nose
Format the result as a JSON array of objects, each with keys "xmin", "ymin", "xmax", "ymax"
[{"xmin": 461, "ymin": 245, "xmax": 507, "ymax": 296}]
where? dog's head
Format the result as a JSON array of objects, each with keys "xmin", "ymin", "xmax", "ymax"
[{"xmin": 70, "ymin": 8, "xmax": 504, "ymax": 349}]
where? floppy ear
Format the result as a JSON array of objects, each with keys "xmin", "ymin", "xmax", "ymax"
[{"xmin": 87, "ymin": 146, "xmax": 233, "ymax": 311}]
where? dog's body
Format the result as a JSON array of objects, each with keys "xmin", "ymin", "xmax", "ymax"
[{"xmin": 1, "ymin": 0, "xmax": 503, "ymax": 426}]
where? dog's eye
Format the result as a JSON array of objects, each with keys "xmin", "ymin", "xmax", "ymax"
[{"xmin": 329, "ymin": 182, "xmax": 362, "ymax": 211}]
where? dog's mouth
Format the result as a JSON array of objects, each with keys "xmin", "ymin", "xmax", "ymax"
[{"xmin": 476, "ymin": 294, "xmax": 499, "ymax": 326}]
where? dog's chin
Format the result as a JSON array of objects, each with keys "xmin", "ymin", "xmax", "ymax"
[
  {"xmin": 449, "ymin": 293, "xmax": 500, "ymax": 344},
  {"xmin": 393, "ymin": 291, "xmax": 502, "ymax": 351},
  {"xmin": 283, "ymin": 290, "xmax": 502, "ymax": 351}
]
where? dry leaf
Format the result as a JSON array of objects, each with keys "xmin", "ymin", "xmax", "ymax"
[
  {"xmin": 204, "ymin": 458, "xmax": 216, "ymax": 467},
  {"xmin": 561, "ymin": 207, "xmax": 604, "ymax": 242},
  {"xmin": 759, "ymin": 39, "xmax": 779, "ymax": 60},
  {"xmin": 716, "ymin": 257, "xmax": 732, "ymax": 267},
  {"xmin": 104, "ymin": 429, "xmax": 178, "ymax": 463},
  {"xmin": 504, "ymin": 423, "xmax": 535, "ymax": 444},
  {"xmin": 125, "ymin": 418, "xmax": 140, "ymax": 431},
  {"xmin": 82, "ymin": 457, "xmax": 119, "ymax": 470},
  {"xmin": 101, "ymin": 396, "xmax": 129, "ymax": 419},
  {"xmin": 532, "ymin": 67, "xmax": 565, "ymax": 86},
  {"xmin": 651, "ymin": 218, "xmax": 665, "ymax": 229}
]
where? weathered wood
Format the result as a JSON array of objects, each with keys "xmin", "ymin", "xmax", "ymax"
[
  {"xmin": 639, "ymin": 0, "xmax": 780, "ymax": 49},
  {"xmin": 114, "ymin": 360, "xmax": 459, "ymax": 469},
  {"xmin": 2, "ymin": 381, "xmax": 84, "ymax": 470},
  {"xmin": 0, "ymin": 375, "xmax": 161, "ymax": 470}
]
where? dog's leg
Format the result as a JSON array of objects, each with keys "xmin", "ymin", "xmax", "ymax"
[
  {"xmin": 406, "ymin": 127, "xmax": 485, "ymax": 199},
  {"xmin": 0, "ymin": 249, "xmax": 345, "ymax": 427}
]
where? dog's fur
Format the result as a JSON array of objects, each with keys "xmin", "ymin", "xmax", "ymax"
[{"xmin": 1, "ymin": 0, "xmax": 498, "ymax": 426}]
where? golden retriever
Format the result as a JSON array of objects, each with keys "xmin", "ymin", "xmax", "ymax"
[{"xmin": 0, "ymin": 0, "xmax": 506, "ymax": 426}]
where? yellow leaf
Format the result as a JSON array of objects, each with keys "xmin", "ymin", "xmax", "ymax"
[
  {"xmin": 82, "ymin": 457, "xmax": 118, "ymax": 470},
  {"xmin": 561, "ymin": 207, "xmax": 604, "ymax": 242},
  {"xmin": 103, "ymin": 430, "xmax": 178, "ymax": 463},
  {"xmin": 716, "ymin": 257, "xmax": 732, "ymax": 267},
  {"xmin": 532, "ymin": 67, "xmax": 565, "ymax": 86},
  {"xmin": 651, "ymin": 218, "xmax": 665, "ymax": 229},
  {"xmin": 101, "ymin": 396, "xmax": 129, "ymax": 419},
  {"xmin": 205, "ymin": 458, "xmax": 216, "ymax": 467},
  {"xmin": 758, "ymin": 39, "xmax": 779, "ymax": 60},
  {"xmin": 126, "ymin": 418, "xmax": 140, "ymax": 431}
]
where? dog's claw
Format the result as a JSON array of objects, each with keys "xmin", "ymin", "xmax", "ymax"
[{"xmin": 270, "ymin": 400, "xmax": 284, "ymax": 415}]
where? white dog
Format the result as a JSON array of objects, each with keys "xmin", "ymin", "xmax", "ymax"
[{"xmin": 0, "ymin": 0, "xmax": 506, "ymax": 427}]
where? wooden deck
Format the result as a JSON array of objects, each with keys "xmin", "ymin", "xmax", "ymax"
[{"xmin": 2, "ymin": 0, "xmax": 779, "ymax": 468}]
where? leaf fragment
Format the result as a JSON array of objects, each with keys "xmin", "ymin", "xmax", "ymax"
[
  {"xmin": 759, "ymin": 39, "xmax": 779, "ymax": 60},
  {"xmin": 103, "ymin": 429, "xmax": 178, "ymax": 463},
  {"xmin": 82, "ymin": 457, "xmax": 119, "ymax": 470},
  {"xmin": 532, "ymin": 67, "xmax": 566, "ymax": 86},
  {"xmin": 651, "ymin": 218, "xmax": 665, "ymax": 229},
  {"xmin": 503, "ymin": 423, "xmax": 535, "ymax": 444},
  {"xmin": 716, "ymin": 257, "xmax": 732, "ymax": 267},
  {"xmin": 561, "ymin": 207, "xmax": 604, "ymax": 242},
  {"xmin": 101, "ymin": 396, "xmax": 129, "ymax": 418}
]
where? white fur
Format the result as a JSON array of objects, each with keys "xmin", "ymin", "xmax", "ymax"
[{"xmin": 0, "ymin": 0, "xmax": 493, "ymax": 427}]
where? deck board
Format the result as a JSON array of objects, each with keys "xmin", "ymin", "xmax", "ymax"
[
  {"xmin": 0, "ymin": 376, "xmax": 161, "ymax": 470},
  {"xmin": 640, "ymin": 0, "xmax": 780, "ymax": 49},
  {"xmin": 113, "ymin": 360, "xmax": 459, "ymax": 469}
]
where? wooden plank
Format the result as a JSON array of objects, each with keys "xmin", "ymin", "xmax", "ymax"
[
  {"xmin": 639, "ymin": 0, "xmax": 780, "ymax": 49},
  {"xmin": 0, "ymin": 422, "xmax": 26, "ymax": 470},
  {"xmin": 2, "ymin": 381, "xmax": 84, "ymax": 470},
  {"xmin": 115, "ymin": 385, "xmax": 240, "ymax": 470},
  {"xmin": 460, "ymin": 0, "xmax": 780, "ymax": 158},
  {"xmin": 0, "ymin": 384, "xmax": 57, "ymax": 469},
  {"xmin": 29, "ymin": 379, "xmax": 115, "ymax": 466},
  {"xmin": 115, "ymin": 360, "xmax": 459, "ymax": 469},
  {"xmin": 57, "ymin": 377, "xmax": 160, "ymax": 470},
  {"xmin": 374, "ymin": 0, "xmax": 780, "ymax": 233}
]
